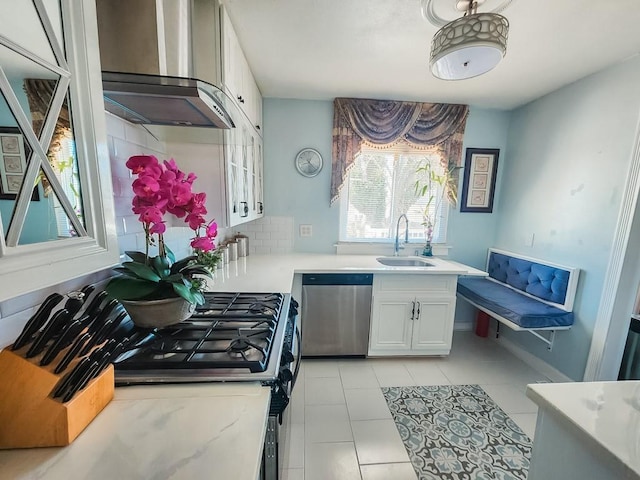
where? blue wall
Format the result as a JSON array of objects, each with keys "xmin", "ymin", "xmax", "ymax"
[
  {"xmin": 447, "ymin": 108, "xmax": 511, "ymax": 268},
  {"xmin": 263, "ymin": 99, "xmax": 338, "ymax": 253},
  {"xmin": 0, "ymin": 79, "xmax": 56, "ymax": 244},
  {"xmin": 263, "ymin": 99, "xmax": 510, "ymax": 256},
  {"xmin": 493, "ymin": 56, "xmax": 640, "ymax": 380}
]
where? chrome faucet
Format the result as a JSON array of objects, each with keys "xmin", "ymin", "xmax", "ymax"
[{"xmin": 394, "ymin": 214, "xmax": 409, "ymax": 256}]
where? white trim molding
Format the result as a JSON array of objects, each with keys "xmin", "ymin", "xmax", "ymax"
[{"xmin": 584, "ymin": 105, "xmax": 640, "ymax": 381}]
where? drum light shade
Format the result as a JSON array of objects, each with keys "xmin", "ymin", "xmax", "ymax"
[{"xmin": 430, "ymin": 12, "xmax": 509, "ymax": 80}]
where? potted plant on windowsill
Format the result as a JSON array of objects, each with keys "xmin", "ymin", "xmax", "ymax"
[
  {"xmin": 106, "ymin": 155, "xmax": 219, "ymax": 328},
  {"xmin": 414, "ymin": 161, "xmax": 457, "ymax": 257}
]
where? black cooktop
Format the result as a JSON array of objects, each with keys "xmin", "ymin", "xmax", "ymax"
[{"xmin": 115, "ymin": 293, "xmax": 284, "ymax": 373}]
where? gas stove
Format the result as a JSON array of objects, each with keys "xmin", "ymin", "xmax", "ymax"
[{"xmin": 114, "ymin": 292, "xmax": 294, "ymax": 384}]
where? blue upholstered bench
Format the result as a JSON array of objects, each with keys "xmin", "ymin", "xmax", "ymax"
[{"xmin": 457, "ymin": 249, "xmax": 580, "ymax": 350}]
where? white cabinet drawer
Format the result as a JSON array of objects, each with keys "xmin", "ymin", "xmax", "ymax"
[{"xmin": 374, "ymin": 274, "xmax": 456, "ymax": 295}]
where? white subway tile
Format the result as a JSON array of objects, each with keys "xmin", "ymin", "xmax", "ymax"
[
  {"xmin": 271, "ymin": 247, "xmax": 287, "ymax": 254},
  {"xmin": 118, "ymin": 234, "xmax": 138, "ymax": 254},
  {"xmin": 262, "ymin": 223, "xmax": 284, "ymax": 232},
  {"xmin": 271, "ymin": 230, "xmax": 292, "ymax": 241},
  {"xmin": 258, "ymin": 217, "xmax": 271, "ymax": 225},
  {"xmin": 251, "ymin": 239, "xmax": 263, "ymax": 246},
  {"xmin": 105, "ymin": 113, "xmax": 126, "ymax": 140},
  {"xmin": 0, "ymin": 307, "xmax": 36, "ymax": 349},
  {"xmin": 277, "ymin": 239, "xmax": 293, "ymax": 248},
  {"xmin": 255, "ymin": 246, "xmax": 271, "ymax": 254},
  {"xmin": 124, "ymin": 123, "xmax": 148, "ymax": 146},
  {"xmin": 255, "ymin": 231, "xmax": 271, "ymax": 240},
  {"xmin": 123, "ymin": 216, "xmax": 144, "ymax": 235}
]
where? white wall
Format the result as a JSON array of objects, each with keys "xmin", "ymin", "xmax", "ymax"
[{"xmin": 493, "ymin": 55, "xmax": 640, "ymax": 380}]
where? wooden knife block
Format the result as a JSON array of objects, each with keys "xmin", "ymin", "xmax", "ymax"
[{"xmin": 0, "ymin": 348, "xmax": 114, "ymax": 449}]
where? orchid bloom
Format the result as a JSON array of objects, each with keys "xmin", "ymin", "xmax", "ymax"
[{"xmin": 127, "ymin": 154, "xmax": 217, "ymax": 259}]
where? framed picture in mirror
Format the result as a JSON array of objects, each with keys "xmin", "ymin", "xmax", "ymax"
[
  {"xmin": 460, "ymin": 148, "xmax": 499, "ymax": 213},
  {"xmin": 0, "ymin": 127, "xmax": 39, "ymax": 201}
]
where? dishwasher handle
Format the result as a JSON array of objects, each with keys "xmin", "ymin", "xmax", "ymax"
[{"xmin": 301, "ymin": 274, "xmax": 373, "ymax": 286}]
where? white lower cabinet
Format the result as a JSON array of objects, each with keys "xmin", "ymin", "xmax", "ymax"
[{"xmin": 368, "ymin": 274, "xmax": 457, "ymax": 356}]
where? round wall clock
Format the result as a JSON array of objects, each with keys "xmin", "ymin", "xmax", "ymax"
[{"xmin": 295, "ymin": 148, "xmax": 323, "ymax": 177}]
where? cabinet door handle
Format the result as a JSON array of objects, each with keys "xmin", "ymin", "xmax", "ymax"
[
  {"xmin": 256, "ymin": 125, "xmax": 261, "ymax": 131},
  {"xmin": 416, "ymin": 301, "xmax": 421, "ymax": 320},
  {"xmin": 237, "ymin": 95, "xmax": 245, "ymax": 104},
  {"xmin": 240, "ymin": 201, "xmax": 249, "ymax": 217},
  {"xmin": 258, "ymin": 202, "xmax": 263, "ymax": 214},
  {"xmin": 411, "ymin": 301, "xmax": 415, "ymax": 321}
]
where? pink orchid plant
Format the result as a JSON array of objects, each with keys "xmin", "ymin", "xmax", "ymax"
[{"xmin": 106, "ymin": 155, "xmax": 218, "ymax": 306}]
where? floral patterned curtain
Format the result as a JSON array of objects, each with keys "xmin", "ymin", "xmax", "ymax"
[{"xmin": 331, "ymin": 98, "xmax": 469, "ymax": 205}]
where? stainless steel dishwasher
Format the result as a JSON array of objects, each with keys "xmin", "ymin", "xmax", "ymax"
[{"xmin": 301, "ymin": 273, "xmax": 373, "ymax": 357}]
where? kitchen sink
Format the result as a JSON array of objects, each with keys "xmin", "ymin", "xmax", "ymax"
[{"xmin": 376, "ymin": 257, "xmax": 434, "ymax": 267}]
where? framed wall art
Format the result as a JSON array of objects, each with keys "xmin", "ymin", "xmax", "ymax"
[
  {"xmin": 460, "ymin": 148, "xmax": 499, "ymax": 213},
  {"xmin": 0, "ymin": 127, "xmax": 39, "ymax": 201}
]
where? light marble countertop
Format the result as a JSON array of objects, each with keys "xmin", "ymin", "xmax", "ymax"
[
  {"xmin": 0, "ymin": 383, "xmax": 270, "ymax": 480},
  {"xmin": 526, "ymin": 380, "xmax": 640, "ymax": 477},
  {"xmin": 207, "ymin": 253, "xmax": 486, "ymax": 293}
]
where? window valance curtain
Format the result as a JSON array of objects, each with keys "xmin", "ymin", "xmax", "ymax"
[{"xmin": 331, "ymin": 98, "xmax": 469, "ymax": 205}]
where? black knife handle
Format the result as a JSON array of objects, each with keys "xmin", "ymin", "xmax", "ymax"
[
  {"xmin": 62, "ymin": 361, "xmax": 100, "ymax": 403},
  {"xmin": 80, "ymin": 319, "xmax": 114, "ymax": 357},
  {"xmin": 12, "ymin": 293, "xmax": 63, "ymax": 350},
  {"xmin": 83, "ymin": 291, "xmax": 108, "ymax": 320},
  {"xmin": 40, "ymin": 320, "xmax": 82, "ymax": 366},
  {"xmin": 25, "ymin": 309, "xmax": 70, "ymax": 358},
  {"xmin": 87, "ymin": 299, "xmax": 120, "ymax": 335},
  {"xmin": 53, "ymin": 356, "xmax": 91, "ymax": 398},
  {"xmin": 80, "ymin": 284, "xmax": 96, "ymax": 297},
  {"xmin": 54, "ymin": 332, "xmax": 90, "ymax": 374},
  {"xmin": 96, "ymin": 311, "xmax": 128, "ymax": 345}
]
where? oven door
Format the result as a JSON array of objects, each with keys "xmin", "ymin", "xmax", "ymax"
[{"xmin": 261, "ymin": 298, "xmax": 300, "ymax": 480}]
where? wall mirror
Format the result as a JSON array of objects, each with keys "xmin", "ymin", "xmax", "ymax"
[{"xmin": 0, "ymin": 0, "xmax": 118, "ymax": 301}]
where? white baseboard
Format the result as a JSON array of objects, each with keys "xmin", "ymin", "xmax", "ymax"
[
  {"xmin": 492, "ymin": 334, "xmax": 574, "ymax": 383},
  {"xmin": 454, "ymin": 322, "xmax": 474, "ymax": 332}
]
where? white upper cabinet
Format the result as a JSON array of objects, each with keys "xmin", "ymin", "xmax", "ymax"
[
  {"xmin": 0, "ymin": 0, "xmax": 119, "ymax": 302},
  {"xmin": 220, "ymin": 5, "xmax": 263, "ymax": 135}
]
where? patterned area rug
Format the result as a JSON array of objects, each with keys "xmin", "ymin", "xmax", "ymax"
[{"xmin": 382, "ymin": 385, "xmax": 531, "ymax": 480}]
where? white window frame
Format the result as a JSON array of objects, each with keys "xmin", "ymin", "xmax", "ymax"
[
  {"xmin": 0, "ymin": 0, "xmax": 118, "ymax": 302},
  {"xmin": 339, "ymin": 145, "xmax": 450, "ymax": 245}
]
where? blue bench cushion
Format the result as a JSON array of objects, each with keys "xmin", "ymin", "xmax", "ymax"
[
  {"xmin": 488, "ymin": 252, "xmax": 570, "ymax": 305},
  {"xmin": 457, "ymin": 277, "xmax": 574, "ymax": 329}
]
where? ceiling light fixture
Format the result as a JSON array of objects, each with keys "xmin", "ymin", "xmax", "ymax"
[{"xmin": 424, "ymin": 0, "xmax": 511, "ymax": 81}]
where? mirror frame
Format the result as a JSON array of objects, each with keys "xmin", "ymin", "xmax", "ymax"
[{"xmin": 0, "ymin": 0, "xmax": 118, "ymax": 302}]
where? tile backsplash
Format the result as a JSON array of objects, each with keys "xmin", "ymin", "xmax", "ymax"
[
  {"xmin": 233, "ymin": 216, "xmax": 295, "ymax": 254},
  {"xmin": 0, "ymin": 114, "xmax": 278, "ymax": 348}
]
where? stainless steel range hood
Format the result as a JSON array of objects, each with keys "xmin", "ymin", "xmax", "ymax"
[
  {"xmin": 102, "ymin": 71, "xmax": 234, "ymax": 129},
  {"xmin": 96, "ymin": 0, "xmax": 234, "ymax": 130}
]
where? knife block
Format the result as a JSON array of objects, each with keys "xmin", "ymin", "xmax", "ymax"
[{"xmin": 0, "ymin": 348, "xmax": 114, "ymax": 449}]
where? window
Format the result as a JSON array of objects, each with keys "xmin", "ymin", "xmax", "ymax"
[{"xmin": 340, "ymin": 145, "xmax": 449, "ymax": 244}]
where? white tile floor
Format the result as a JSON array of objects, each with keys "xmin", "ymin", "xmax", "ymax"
[{"xmin": 279, "ymin": 331, "xmax": 548, "ymax": 480}]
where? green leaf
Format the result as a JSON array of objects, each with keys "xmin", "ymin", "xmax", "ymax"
[
  {"xmin": 113, "ymin": 267, "xmax": 140, "ymax": 278},
  {"xmin": 122, "ymin": 262, "xmax": 161, "ymax": 282},
  {"xmin": 181, "ymin": 265, "xmax": 212, "ymax": 278},
  {"xmin": 125, "ymin": 251, "xmax": 148, "ymax": 263},
  {"xmin": 152, "ymin": 255, "xmax": 171, "ymax": 278},
  {"xmin": 192, "ymin": 290, "xmax": 205, "ymax": 306},
  {"xmin": 164, "ymin": 273, "xmax": 185, "ymax": 283},
  {"xmin": 172, "ymin": 282, "xmax": 196, "ymax": 304},
  {"xmin": 171, "ymin": 256, "xmax": 196, "ymax": 274},
  {"xmin": 165, "ymin": 244, "xmax": 176, "ymax": 263},
  {"xmin": 106, "ymin": 277, "xmax": 160, "ymax": 300}
]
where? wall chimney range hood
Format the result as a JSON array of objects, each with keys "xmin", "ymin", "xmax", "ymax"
[
  {"xmin": 102, "ymin": 71, "xmax": 234, "ymax": 129},
  {"xmin": 96, "ymin": 0, "xmax": 235, "ymax": 130}
]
